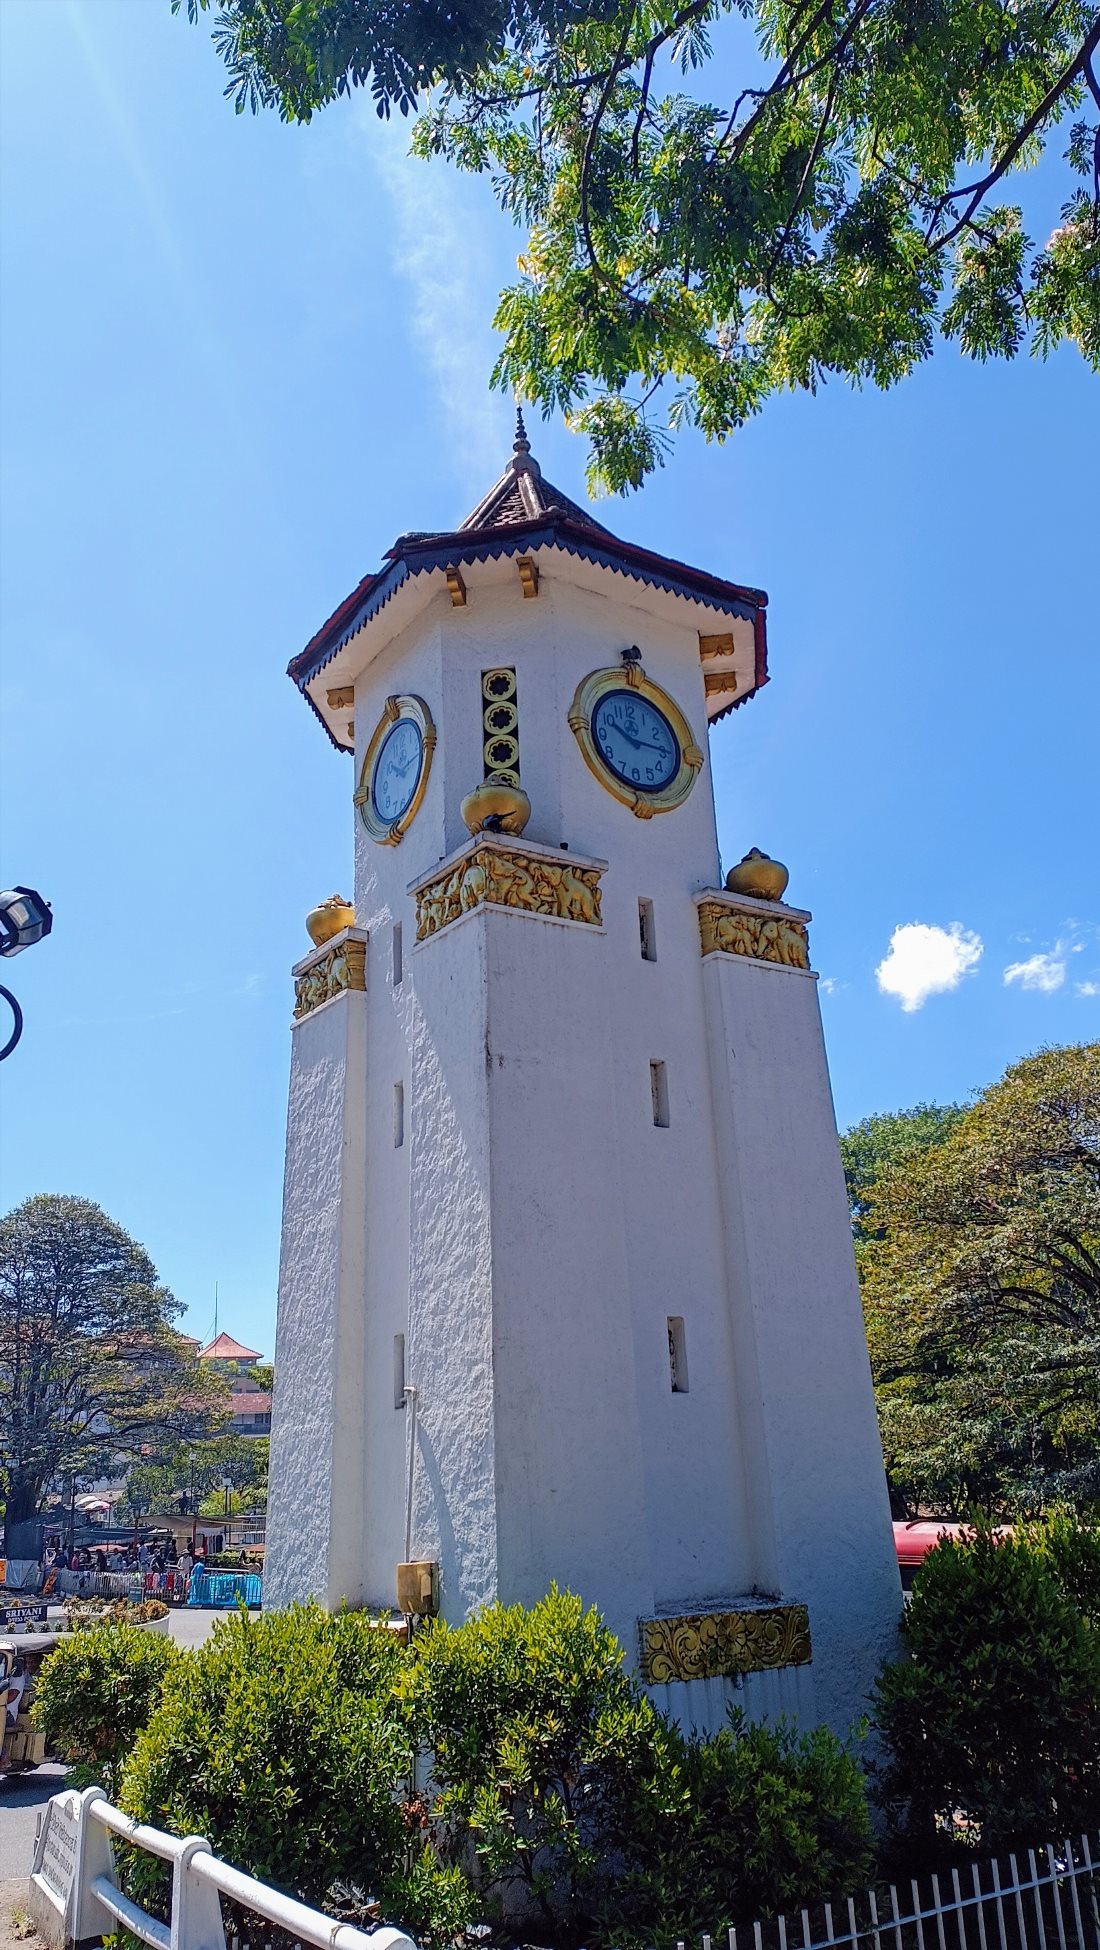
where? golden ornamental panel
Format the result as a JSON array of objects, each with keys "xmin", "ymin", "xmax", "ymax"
[
  {"xmin": 416, "ymin": 845, "xmax": 603, "ymax": 940},
  {"xmin": 293, "ymin": 938, "xmax": 366, "ymax": 1020},
  {"xmin": 698, "ymin": 900, "xmax": 810, "ymax": 970},
  {"xmin": 639, "ymin": 1604, "xmax": 811, "ymax": 1684}
]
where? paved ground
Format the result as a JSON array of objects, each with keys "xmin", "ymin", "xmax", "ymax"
[{"xmin": 0, "ymin": 1607, "xmax": 224, "ymax": 1898}]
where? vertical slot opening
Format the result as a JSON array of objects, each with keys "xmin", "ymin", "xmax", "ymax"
[
  {"xmin": 393, "ymin": 1333, "xmax": 406, "ymax": 1409},
  {"xmin": 667, "ymin": 1316, "xmax": 689, "ymax": 1393},
  {"xmin": 393, "ymin": 1082, "xmax": 405, "ymax": 1149},
  {"xmin": 650, "ymin": 1060, "xmax": 669, "ymax": 1128},
  {"xmin": 392, "ymin": 921, "xmax": 403, "ymax": 987},
  {"xmin": 638, "ymin": 898, "xmax": 656, "ymax": 962}
]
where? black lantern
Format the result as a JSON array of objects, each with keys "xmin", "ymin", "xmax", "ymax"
[
  {"xmin": 0, "ymin": 885, "xmax": 53, "ymax": 957},
  {"xmin": 0, "ymin": 884, "xmax": 53, "ymax": 1060}
]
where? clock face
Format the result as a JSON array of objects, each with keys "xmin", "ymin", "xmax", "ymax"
[
  {"xmin": 371, "ymin": 718, "xmax": 424, "ymax": 824},
  {"xmin": 591, "ymin": 689, "xmax": 680, "ymax": 794}
]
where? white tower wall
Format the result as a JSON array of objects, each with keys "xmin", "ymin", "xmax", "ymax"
[{"xmin": 267, "ymin": 493, "xmax": 902, "ymax": 1740}]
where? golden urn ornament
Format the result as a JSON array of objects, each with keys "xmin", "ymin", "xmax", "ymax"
[
  {"xmin": 725, "ymin": 848, "xmax": 790, "ymax": 903},
  {"xmin": 306, "ymin": 894, "xmax": 356, "ymax": 948},
  {"xmin": 460, "ymin": 781, "xmax": 532, "ymax": 837}
]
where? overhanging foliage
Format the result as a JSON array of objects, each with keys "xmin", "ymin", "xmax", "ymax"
[{"xmin": 177, "ymin": 0, "xmax": 1100, "ymax": 491}]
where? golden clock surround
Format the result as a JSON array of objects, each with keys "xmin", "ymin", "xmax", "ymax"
[
  {"xmin": 568, "ymin": 661, "xmax": 704, "ymax": 817},
  {"xmin": 354, "ymin": 694, "xmax": 437, "ymax": 846}
]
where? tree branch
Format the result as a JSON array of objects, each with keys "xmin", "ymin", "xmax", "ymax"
[{"xmin": 927, "ymin": 12, "xmax": 1100, "ymax": 251}]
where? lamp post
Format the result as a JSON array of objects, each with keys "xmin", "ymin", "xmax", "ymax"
[{"xmin": 0, "ymin": 885, "xmax": 53, "ymax": 1061}]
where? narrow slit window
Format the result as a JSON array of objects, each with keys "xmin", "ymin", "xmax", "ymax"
[
  {"xmin": 393, "ymin": 1082, "xmax": 405, "ymax": 1149},
  {"xmin": 667, "ymin": 1316, "xmax": 689, "ymax": 1393},
  {"xmin": 638, "ymin": 898, "xmax": 657, "ymax": 962},
  {"xmin": 392, "ymin": 921, "xmax": 403, "ymax": 987},
  {"xmin": 393, "ymin": 1334, "xmax": 406, "ymax": 1409},
  {"xmin": 650, "ymin": 1060, "xmax": 669, "ymax": 1128}
]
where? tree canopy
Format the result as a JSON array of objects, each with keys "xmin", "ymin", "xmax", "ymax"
[
  {"xmin": 120, "ymin": 1433, "xmax": 269, "ymax": 1521},
  {"xmin": 178, "ymin": 0, "xmax": 1100, "ymax": 491},
  {"xmin": 853, "ymin": 1043, "xmax": 1100, "ymax": 1516},
  {"xmin": 0, "ymin": 1194, "xmax": 229, "ymax": 1547},
  {"xmin": 840, "ymin": 1101, "xmax": 965, "ymax": 1242}
]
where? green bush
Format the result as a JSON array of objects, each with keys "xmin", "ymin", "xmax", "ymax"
[
  {"xmin": 606, "ymin": 1714, "xmax": 874, "ymax": 1949},
  {"xmin": 72, "ymin": 1590, "xmax": 876, "ymax": 1950},
  {"xmin": 31, "ymin": 1622, "xmax": 180, "ymax": 1795},
  {"xmin": 404, "ymin": 1587, "xmax": 873, "ymax": 1949},
  {"xmin": 120, "ymin": 1607, "xmax": 415, "ymax": 1909},
  {"xmin": 1026, "ymin": 1507, "xmax": 1100, "ymax": 1623},
  {"xmin": 873, "ymin": 1518, "xmax": 1100, "ymax": 1853},
  {"xmin": 403, "ymin": 1587, "xmax": 678, "ymax": 1943}
]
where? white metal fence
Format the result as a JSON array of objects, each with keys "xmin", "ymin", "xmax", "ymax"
[
  {"xmin": 30, "ymin": 1785, "xmax": 418, "ymax": 1950},
  {"xmin": 687, "ymin": 1839, "xmax": 1100, "ymax": 1950}
]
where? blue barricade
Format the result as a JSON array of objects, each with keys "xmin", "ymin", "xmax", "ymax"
[{"xmin": 187, "ymin": 1570, "xmax": 263, "ymax": 1608}]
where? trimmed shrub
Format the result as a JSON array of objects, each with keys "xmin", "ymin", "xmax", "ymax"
[
  {"xmin": 403, "ymin": 1587, "xmax": 678, "ymax": 1943},
  {"xmin": 403, "ymin": 1587, "xmax": 873, "ymax": 1949},
  {"xmin": 873, "ymin": 1519, "xmax": 1100, "ymax": 1853},
  {"xmin": 1027, "ymin": 1506, "xmax": 1100, "ymax": 1623},
  {"xmin": 31, "ymin": 1621, "xmax": 181, "ymax": 1795},
  {"xmin": 120, "ymin": 1606, "xmax": 411, "ymax": 1906},
  {"xmin": 75, "ymin": 1589, "xmax": 876, "ymax": 1950},
  {"xmin": 606, "ymin": 1713, "xmax": 874, "ymax": 1949}
]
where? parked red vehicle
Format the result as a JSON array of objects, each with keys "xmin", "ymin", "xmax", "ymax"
[{"xmin": 893, "ymin": 1519, "xmax": 1013, "ymax": 1590}]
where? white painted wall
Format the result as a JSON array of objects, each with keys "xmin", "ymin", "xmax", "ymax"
[
  {"xmin": 266, "ymin": 951, "xmax": 369, "ymax": 1610},
  {"xmin": 268, "ymin": 547, "xmax": 901, "ymax": 1739},
  {"xmin": 701, "ymin": 948, "xmax": 903, "ymax": 1733}
]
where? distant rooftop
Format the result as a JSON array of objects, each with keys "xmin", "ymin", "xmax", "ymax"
[{"xmin": 199, "ymin": 1332, "xmax": 262, "ymax": 1363}]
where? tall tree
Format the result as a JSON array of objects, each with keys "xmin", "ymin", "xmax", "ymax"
[
  {"xmin": 857, "ymin": 1043, "xmax": 1100, "ymax": 1515},
  {"xmin": 840, "ymin": 1102, "xmax": 964, "ymax": 1241},
  {"xmin": 178, "ymin": 0, "xmax": 1100, "ymax": 492},
  {"xmin": 0, "ymin": 1195, "xmax": 229, "ymax": 1548}
]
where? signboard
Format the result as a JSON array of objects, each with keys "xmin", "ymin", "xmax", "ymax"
[
  {"xmin": 34, "ymin": 1794, "xmax": 81, "ymax": 1911},
  {"xmin": 1, "ymin": 1600, "xmax": 47, "ymax": 1632}
]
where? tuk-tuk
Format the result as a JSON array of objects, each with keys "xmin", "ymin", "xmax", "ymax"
[{"xmin": 0, "ymin": 1634, "xmax": 51, "ymax": 1776}]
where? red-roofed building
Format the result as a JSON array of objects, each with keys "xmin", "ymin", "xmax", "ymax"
[
  {"xmin": 199, "ymin": 1332, "xmax": 271, "ymax": 1436},
  {"xmin": 199, "ymin": 1332, "xmax": 262, "ymax": 1366},
  {"xmin": 230, "ymin": 1390, "xmax": 272, "ymax": 1436}
]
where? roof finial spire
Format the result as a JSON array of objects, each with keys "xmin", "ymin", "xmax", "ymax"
[{"xmin": 513, "ymin": 405, "xmax": 531, "ymax": 457}]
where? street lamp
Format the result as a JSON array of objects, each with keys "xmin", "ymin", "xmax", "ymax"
[{"xmin": 0, "ymin": 885, "xmax": 53, "ymax": 1061}]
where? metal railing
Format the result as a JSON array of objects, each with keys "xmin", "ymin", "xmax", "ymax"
[
  {"xmin": 187, "ymin": 1568, "xmax": 263, "ymax": 1608},
  {"xmin": 31, "ymin": 1785, "xmax": 418, "ymax": 1950},
  {"xmin": 683, "ymin": 1838, "xmax": 1100, "ymax": 1950}
]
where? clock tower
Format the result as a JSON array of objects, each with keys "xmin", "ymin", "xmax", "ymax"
[{"xmin": 264, "ymin": 417, "xmax": 901, "ymax": 1737}]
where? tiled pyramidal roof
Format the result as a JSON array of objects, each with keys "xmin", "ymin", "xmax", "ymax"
[
  {"xmin": 458, "ymin": 411, "xmax": 617, "ymax": 537},
  {"xmin": 390, "ymin": 409, "xmax": 617, "ymax": 551}
]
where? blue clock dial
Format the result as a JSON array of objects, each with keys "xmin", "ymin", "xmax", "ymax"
[
  {"xmin": 591, "ymin": 689, "xmax": 680, "ymax": 793},
  {"xmin": 371, "ymin": 718, "xmax": 423, "ymax": 824}
]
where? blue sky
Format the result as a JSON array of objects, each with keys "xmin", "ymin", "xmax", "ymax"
[{"xmin": 1, "ymin": 0, "xmax": 1096, "ymax": 1359}]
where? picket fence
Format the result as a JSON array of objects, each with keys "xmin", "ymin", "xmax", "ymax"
[{"xmin": 683, "ymin": 1838, "xmax": 1100, "ymax": 1950}]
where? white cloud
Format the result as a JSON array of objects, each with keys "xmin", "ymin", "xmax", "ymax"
[
  {"xmin": 1003, "ymin": 949, "xmax": 1066, "ymax": 993},
  {"xmin": 1077, "ymin": 981, "xmax": 1100, "ymax": 998},
  {"xmin": 876, "ymin": 922, "xmax": 983, "ymax": 1013},
  {"xmin": 818, "ymin": 976, "xmax": 842, "ymax": 996},
  {"xmin": 364, "ymin": 115, "xmax": 506, "ymax": 496}
]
